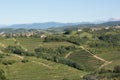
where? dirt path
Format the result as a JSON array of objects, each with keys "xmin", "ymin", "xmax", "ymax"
[
  {"xmin": 12, "ymin": 54, "xmax": 51, "ymax": 68},
  {"xmin": 79, "ymin": 46, "xmax": 112, "ymax": 69},
  {"xmin": 10, "ymin": 53, "xmax": 51, "ymax": 69},
  {"xmin": 32, "ymin": 61, "xmax": 52, "ymax": 68},
  {"xmin": 99, "ymin": 61, "xmax": 112, "ymax": 69},
  {"xmin": 80, "ymin": 46, "xmax": 106, "ymax": 62},
  {"xmin": 11, "ymin": 54, "xmax": 24, "ymax": 60},
  {"xmin": 65, "ymin": 52, "xmax": 72, "ymax": 58}
]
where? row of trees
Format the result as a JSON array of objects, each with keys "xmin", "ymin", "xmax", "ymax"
[
  {"xmin": 5, "ymin": 45, "xmax": 84, "ymax": 70},
  {"xmin": 44, "ymin": 35, "xmax": 88, "ymax": 45},
  {"xmin": 5, "ymin": 46, "xmax": 35, "ymax": 56},
  {"xmin": 34, "ymin": 46, "xmax": 84, "ymax": 70},
  {"xmin": 89, "ymin": 33, "xmax": 120, "ymax": 48},
  {"xmin": 98, "ymin": 34, "xmax": 120, "ymax": 45}
]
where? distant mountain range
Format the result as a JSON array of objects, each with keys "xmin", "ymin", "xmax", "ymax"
[
  {"xmin": 0, "ymin": 20, "xmax": 120, "ymax": 29},
  {"xmin": 0, "ymin": 22, "xmax": 80, "ymax": 29}
]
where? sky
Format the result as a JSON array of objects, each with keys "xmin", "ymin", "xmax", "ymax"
[{"xmin": 0, "ymin": 0, "xmax": 120, "ymax": 25}]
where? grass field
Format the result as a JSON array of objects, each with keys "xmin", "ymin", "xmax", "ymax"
[
  {"xmin": 67, "ymin": 49, "xmax": 104, "ymax": 71},
  {"xmin": 0, "ymin": 55, "xmax": 87, "ymax": 80},
  {"xmin": 42, "ymin": 42, "xmax": 75, "ymax": 48},
  {"xmin": 89, "ymin": 47, "xmax": 120, "ymax": 61},
  {"xmin": 16, "ymin": 37, "xmax": 75, "ymax": 52},
  {"xmin": 87, "ymin": 47, "xmax": 120, "ymax": 70},
  {"xmin": 16, "ymin": 37, "xmax": 43, "ymax": 52},
  {"xmin": 0, "ymin": 37, "xmax": 16, "ymax": 47},
  {"xmin": 79, "ymin": 32, "xmax": 93, "ymax": 39}
]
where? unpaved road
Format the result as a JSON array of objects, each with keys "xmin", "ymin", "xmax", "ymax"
[{"xmin": 79, "ymin": 46, "xmax": 112, "ymax": 69}]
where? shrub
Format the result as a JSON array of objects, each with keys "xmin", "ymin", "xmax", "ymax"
[
  {"xmin": 21, "ymin": 59, "xmax": 29, "ymax": 63},
  {"xmin": 2, "ymin": 60, "xmax": 16, "ymax": 65},
  {"xmin": 113, "ymin": 65, "xmax": 120, "ymax": 73},
  {"xmin": 0, "ymin": 69, "xmax": 7, "ymax": 80}
]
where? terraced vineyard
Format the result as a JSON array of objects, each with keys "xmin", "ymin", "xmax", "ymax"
[{"xmin": 67, "ymin": 49, "xmax": 104, "ymax": 71}]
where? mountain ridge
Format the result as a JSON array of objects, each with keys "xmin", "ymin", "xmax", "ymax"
[{"xmin": 0, "ymin": 20, "xmax": 120, "ymax": 29}]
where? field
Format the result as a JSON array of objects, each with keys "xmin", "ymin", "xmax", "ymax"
[
  {"xmin": 0, "ymin": 37, "xmax": 87, "ymax": 80},
  {"xmin": 67, "ymin": 49, "xmax": 103, "ymax": 71},
  {"xmin": 42, "ymin": 42, "xmax": 75, "ymax": 48},
  {"xmin": 0, "ymin": 55, "xmax": 86, "ymax": 80},
  {"xmin": 16, "ymin": 37, "xmax": 75, "ymax": 52},
  {"xmin": 0, "ymin": 28, "xmax": 120, "ymax": 80},
  {"xmin": 89, "ymin": 47, "xmax": 120, "ymax": 69}
]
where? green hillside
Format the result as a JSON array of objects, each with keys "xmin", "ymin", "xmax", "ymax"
[
  {"xmin": 0, "ymin": 27, "xmax": 120, "ymax": 80},
  {"xmin": 67, "ymin": 49, "xmax": 103, "ymax": 71},
  {"xmin": 0, "ymin": 55, "xmax": 86, "ymax": 80}
]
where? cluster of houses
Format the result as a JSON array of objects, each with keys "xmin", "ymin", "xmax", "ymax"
[
  {"xmin": 0, "ymin": 31, "xmax": 47, "ymax": 38},
  {"xmin": 0, "ymin": 32, "xmax": 5, "ymax": 36},
  {"xmin": 0, "ymin": 25, "xmax": 120, "ymax": 37},
  {"xmin": 77, "ymin": 25, "xmax": 120, "ymax": 32}
]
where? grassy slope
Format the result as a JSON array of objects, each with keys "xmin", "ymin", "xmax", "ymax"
[
  {"xmin": 67, "ymin": 49, "xmax": 103, "ymax": 71},
  {"xmin": 0, "ymin": 37, "xmax": 16, "ymax": 48},
  {"xmin": 16, "ymin": 37, "xmax": 43, "ymax": 52},
  {"xmin": 0, "ymin": 56, "xmax": 86, "ymax": 80},
  {"xmin": 0, "ymin": 31, "xmax": 120, "ymax": 79},
  {"xmin": 42, "ymin": 42, "xmax": 75, "ymax": 48},
  {"xmin": 92, "ymin": 48, "xmax": 120, "ymax": 69},
  {"xmin": 16, "ymin": 37, "xmax": 75, "ymax": 52}
]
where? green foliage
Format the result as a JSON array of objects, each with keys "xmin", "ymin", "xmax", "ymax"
[
  {"xmin": 83, "ymin": 65, "xmax": 120, "ymax": 80},
  {"xmin": 67, "ymin": 36, "xmax": 86, "ymax": 45},
  {"xmin": 44, "ymin": 35, "xmax": 67, "ymax": 42},
  {"xmin": 2, "ymin": 60, "xmax": 16, "ymax": 65},
  {"xmin": 6, "ymin": 57, "xmax": 86, "ymax": 80},
  {"xmin": 35, "ymin": 46, "xmax": 76, "ymax": 57},
  {"xmin": 62, "ymin": 78, "xmax": 69, "ymax": 80},
  {"xmin": 34, "ymin": 46, "xmax": 84, "ymax": 70},
  {"xmin": 0, "ymin": 27, "xmax": 120, "ymax": 80},
  {"xmin": 0, "ymin": 54, "xmax": 5, "ymax": 58},
  {"xmin": 58, "ymin": 57, "xmax": 84, "ymax": 70},
  {"xmin": 5, "ymin": 46, "xmax": 24, "ymax": 55},
  {"xmin": 5, "ymin": 46, "xmax": 35, "ymax": 56},
  {"xmin": 21, "ymin": 59, "xmax": 29, "ymax": 63},
  {"xmin": 98, "ymin": 34, "xmax": 120, "ymax": 46},
  {"xmin": 0, "ymin": 69, "xmax": 7, "ymax": 80},
  {"xmin": 68, "ymin": 50, "xmax": 103, "ymax": 71},
  {"xmin": 113, "ymin": 65, "xmax": 120, "ymax": 73},
  {"xmin": 64, "ymin": 29, "xmax": 75, "ymax": 35}
]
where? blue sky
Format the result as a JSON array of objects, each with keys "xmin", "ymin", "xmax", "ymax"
[{"xmin": 0, "ymin": 0, "xmax": 120, "ymax": 24}]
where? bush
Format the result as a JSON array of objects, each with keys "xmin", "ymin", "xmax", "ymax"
[
  {"xmin": 44, "ymin": 35, "xmax": 67, "ymax": 42},
  {"xmin": 62, "ymin": 78, "xmax": 69, "ymax": 80},
  {"xmin": 0, "ymin": 54, "xmax": 5, "ymax": 58},
  {"xmin": 113, "ymin": 65, "xmax": 120, "ymax": 73},
  {"xmin": 5, "ymin": 46, "xmax": 35, "ymax": 56},
  {"xmin": 0, "ymin": 69, "xmax": 7, "ymax": 80},
  {"xmin": 5, "ymin": 46, "xmax": 24, "ymax": 55},
  {"xmin": 2, "ymin": 60, "xmax": 16, "ymax": 65},
  {"xmin": 21, "ymin": 59, "xmax": 29, "ymax": 63},
  {"xmin": 58, "ymin": 58, "xmax": 84, "ymax": 70}
]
